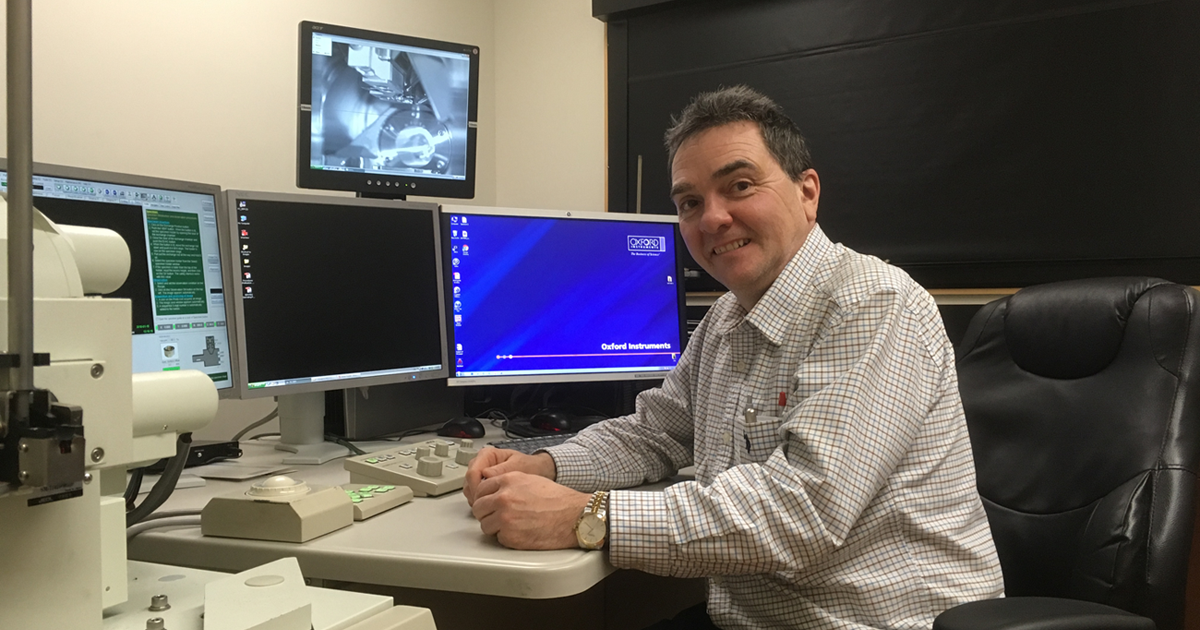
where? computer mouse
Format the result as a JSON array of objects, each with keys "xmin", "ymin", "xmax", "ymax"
[
  {"xmin": 437, "ymin": 416, "xmax": 486, "ymax": 439},
  {"xmin": 529, "ymin": 409, "xmax": 573, "ymax": 432}
]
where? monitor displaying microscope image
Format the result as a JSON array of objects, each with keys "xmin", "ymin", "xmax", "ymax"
[
  {"xmin": 298, "ymin": 21, "xmax": 479, "ymax": 200},
  {"xmin": 0, "ymin": 160, "xmax": 235, "ymax": 394}
]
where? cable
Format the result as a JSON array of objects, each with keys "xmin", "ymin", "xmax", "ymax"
[
  {"xmin": 231, "ymin": 407, "xmax": 279, "ymax": 442},
  {"xmin": 137, "ymin": 509, "xmax": 202, "ymax": 522},
  {"xmin": 327, "ymin": 435, "xmax": 366, "ymax": 456},
  {"xmin": 247, "ymin": 432, "xmax": 281, "ymax": 441},
  {"xmin": 124, "ymin": 467, "xmax": 144, "ymax": 511},
  {"xmin": 127, "ymin": 516, "xmax": 202, "ymax": 540},
  {"xmin": 126, "ymin": 433, "xmax": 192, "ymax": 527}
]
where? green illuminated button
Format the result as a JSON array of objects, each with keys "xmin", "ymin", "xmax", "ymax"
[
  {"xmin": 376, "ymin": 486, "xmax": 393, "ymax": 493},
  {"xmin": 351, "ymin": 497, "xmax": 363, "ymax": 503},
  {"xmin": 366, "ymin": 458, "xmax": 378, "ymax": 464},
  {"xmin": 361, "ymin": 485, "xmax": 378, "ymax": 491},
  {"xmin": 359, "ymin": 492, "xmax": 374, "ymax": 499}
]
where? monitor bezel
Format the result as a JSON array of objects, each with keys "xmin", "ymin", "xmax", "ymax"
[
  {"xmin": 223, "ymin": 189, "xmax": 450, "ymax": 400},
  {"xmin": 296, "ymin": 20, "xmax": 481, "ymax": 200},
  {"xmin": 439, "ymin": 205, "xmax": 687, "ymax": 387},
  {"xmin": 0, "ymin": 158, "xmax": 238, "ymax": 398}
]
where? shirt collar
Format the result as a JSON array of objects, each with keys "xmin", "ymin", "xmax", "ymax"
[{"xmin": 741, "ymin": 224, "xmax": 835, "ymax": 345}]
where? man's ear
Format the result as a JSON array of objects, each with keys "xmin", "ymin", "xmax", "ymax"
[{"xmin": 798, "ymin": 169, "xmax": 820, "ymax": 224}]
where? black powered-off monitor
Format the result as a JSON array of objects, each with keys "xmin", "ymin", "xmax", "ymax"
[
  {"xmin": 224, "ymin": 190, "xmax": 447, "ymax": 463},
  {"xmin": 298, "ymin": 20, "xmax": 480, "ymax": 199},
  {"xmin": 0, "ymin": 160, "xmax": 235, "ymax": 394}
]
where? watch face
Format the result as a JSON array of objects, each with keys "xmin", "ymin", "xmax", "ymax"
[{"xmin": 578, "ymin": 512, "xmax": 606, "ymax": 546}]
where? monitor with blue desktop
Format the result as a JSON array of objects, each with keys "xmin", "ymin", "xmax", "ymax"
[
  {"xmin": 0, "ymin": 160, "xmax": 235, "ymax": 394},
  {"xmin": 224, "ymin": 190, "xmax": 448, "ymax": 463},
  {"xmin": 440, "ymin": 206, "xmax": 686, "ymax": 387}
]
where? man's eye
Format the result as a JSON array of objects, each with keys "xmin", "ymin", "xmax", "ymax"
[
  {"xmin": 676, "ymin": 198, "xmax": 698, "ymax": 213},
  {"xmin": 732, "ymin": 181, "xmax": 752, "ymax": 192}
]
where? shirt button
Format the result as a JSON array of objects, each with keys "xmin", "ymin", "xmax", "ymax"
[
  {"xmin": 722, "ymin": 432, "xmax": 732, "ymax": 445},
  {"xmin": 734, "ymin": 361, "xmax": 747, "ymax": 372}
]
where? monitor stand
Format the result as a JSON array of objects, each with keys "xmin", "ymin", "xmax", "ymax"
[{"xmin": 275, "ymin": 391, "xmax": 349, "ymax": 465}]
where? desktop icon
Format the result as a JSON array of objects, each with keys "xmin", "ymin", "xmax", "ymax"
[
  {"xmin": 241, "ymin": 229, "xmax": 248, "ymax": 237},
  {"xmin": 452, "ymin": 257, "xmax": 460, "ymax": 267},
  {"xmin": 453, "ymin": 272, "xmax": 461, "ymax": 283},
  {"xmin": 238, "ymin": 201, "xmax": 246, "ymax": 208},
  {"xmin": 240, "ymin": 215, "xmax": 247, "ymax": 221},
  {"xmin": 244, "ymin": 272, "xmax": 251, "ymax": 279},
  {"xmin": 450, "ymin": 216, "xmax": 459, "ymax": 224},
  {"xmin": 243, "ymin": 258, "xmax": 250, "ymax": 265},
  {"xmin": 242, "ymin": 244, "xmax": 249, "ymax": 251},
  {"xmin": 456, "ymin": 343, "xmax": 463, "ymax": 355},
  {"xmin": 461, "ymin": 217, "xmax": 468, "ymax": 225},
  {"xmin": 456, "ymin": 358, "xmax": 464, "ymax": 368},
  {"xmin": 452, "ymin": 286, "xmax": 461, "ymax": 297},
  {"xmin": 454, "ymin": 301, "xmax": 463, "ymax": 313},
  {"xmin": 461, "ymin": 230, "xmax": 468, "ymax": 239},
  {"xmin": 667, "ymin": 275, "xmax": 674, "ymax": 284},
  {"xmin": 461, "ymin": 245, "xmax": 469, "ymax": 255},
  {"xmin": 454, "ymin": 314, "xmax": 462, "ymax": 326},
  {"xmin": 244, "ymin": 286, "xmax": 252, "ymax": 294},
  {"xmin": 451, "ymin": 245, "xmax": 459, "ymax": 254},
  {"xmin": 452, "ymin": 230, "xmax": 458, "ymax": 238}
]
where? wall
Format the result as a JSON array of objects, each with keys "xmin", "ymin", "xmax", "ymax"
[
  {"xmin": 0, "ymin": 0, "xmax": 607, "ymax": 440},
  {"xmin": 494, "ymin": 0, "xmax": 607, "ymax": 212}
]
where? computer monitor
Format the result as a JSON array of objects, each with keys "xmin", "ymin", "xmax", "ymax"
[
  {"xmin": 440, "ymin": 206, "xmax": 687, "ymax": 387},
  {"xmin": 224, "ymin": 190, "xmax": 448, "ymax": 463},
  {"xmin": 297, "ymin": 20, "xmax": 480, "ymax": 200},
  {"xmin": 0, "ymin": 160, "xmax": 235, "ymax": 394}
]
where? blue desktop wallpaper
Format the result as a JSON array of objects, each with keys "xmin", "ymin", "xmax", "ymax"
[{"xmin": 447, "ymin": 214, "xmax": 683, "ymax": 378}]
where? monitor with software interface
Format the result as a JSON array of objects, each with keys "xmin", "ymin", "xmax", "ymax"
[
  {"xmin": 298, "ymin": 20, "xmax": 480, "ymax": 199},
  {"xmin": 0, "ymin": 160, "xmax": 235, "ymax": 394},
  {"xmin": 225, "ymin": 190, "xmax": 447, "ymax": 463},
  {"xmin": 441, "ymin": 206, "xmax": 687, "ymax": 387}
]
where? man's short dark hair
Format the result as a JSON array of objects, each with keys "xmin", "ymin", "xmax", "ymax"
[{"xmin": 664, "ymin": 85, "xmax": 814, "ymax": 181}]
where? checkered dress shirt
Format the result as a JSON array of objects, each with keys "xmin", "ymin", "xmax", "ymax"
[{"xmin": 547, "ymin": 225, "xmax": 1004, "ymax": 629}]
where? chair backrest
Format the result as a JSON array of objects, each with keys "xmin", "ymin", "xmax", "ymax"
[{"xmin": 956, "ymin": 277, "xmax": 1200, "ymax": 630}]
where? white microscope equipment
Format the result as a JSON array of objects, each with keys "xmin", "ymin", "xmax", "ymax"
[{"xmin": 0, "ymin": 203, "xmax": 436, "ymax": 630}]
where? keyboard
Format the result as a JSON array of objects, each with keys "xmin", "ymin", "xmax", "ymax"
[{"xmin": 487, "ymin": 432, "xmax": 575, "ymax": 454}]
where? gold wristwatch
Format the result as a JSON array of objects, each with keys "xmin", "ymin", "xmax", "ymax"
[{"xmin": 574, "ymin": 490, "xmax": 609, "ymax": 550}]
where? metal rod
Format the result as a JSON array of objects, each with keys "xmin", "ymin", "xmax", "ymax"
[{"xmin": 7, "ymin": 0, "xmax": 35, "ymax": 417}]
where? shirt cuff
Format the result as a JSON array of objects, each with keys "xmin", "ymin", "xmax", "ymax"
[
  {"xmin": 608, "ymin": 489, "xmax": 673, "ymax": 574},
  {"xmin": 542, "ymin": 442, "xmax": 598, "ymax": 489}
]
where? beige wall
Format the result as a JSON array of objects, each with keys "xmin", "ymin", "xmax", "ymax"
[
  {"xmin": 494, "ymin": 0, "xmax": 607, "ymax": 212},
  {"xmin": 0, "ymin": 0, "xmax": 606, "ymax": 439}
]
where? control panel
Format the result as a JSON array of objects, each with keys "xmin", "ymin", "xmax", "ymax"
[
  {"xmin": 342, "ymin": 483, "xmax": 414, "ymax": 520},
  {"xmin": 201, "ymin": 475, "xmax": 352, "ymax": 543},
  {"xmin": 344, "ymin": 438, "xmax": 479, "ymax": 497}
]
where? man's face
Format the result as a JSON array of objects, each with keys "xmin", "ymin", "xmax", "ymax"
[{"xmin": 670, "ymin": 121, "xmax": 820, "ymax": 310}]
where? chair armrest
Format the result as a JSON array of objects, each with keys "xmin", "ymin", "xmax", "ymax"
[{"xmin": 933, "ymin": 597, "xmax": 1156, "ymax": 630}]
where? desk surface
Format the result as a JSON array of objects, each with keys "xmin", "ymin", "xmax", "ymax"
[{"xmin": 127, "ymin": 427, "xmax": 617, "ymax": 600}]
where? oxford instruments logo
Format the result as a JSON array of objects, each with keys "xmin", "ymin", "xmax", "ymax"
[{"xmin": 627, "ymin": 235, "xmax": 666, "ymax": 253}]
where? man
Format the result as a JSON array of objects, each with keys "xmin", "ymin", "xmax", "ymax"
[{"xmin": 464, "ymin": 85, "xmax": 1004, "ymax": 629}]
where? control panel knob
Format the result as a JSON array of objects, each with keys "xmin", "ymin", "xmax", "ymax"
[
  {"xmin": 434, "ymin": 441, "xmax": 451, "ymax": 457},
  {"xmin": 415, "ymin": 446, "xmax": 433, "ymax": 459},
  {"xmin": 456, "ymin": 448, "xmax": 479, "ymax": 466},
  {"xmin": 416, "ymin": 456, "xmax": 443, "ymax": 477},
  {"xmin": 460, "ymin": 439, "xmax": 474, "ymax": 449}
]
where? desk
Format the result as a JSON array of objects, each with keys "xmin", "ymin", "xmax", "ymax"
[{"xmin": 127, "ymin": 428, "xmax": 704, "ymax": 629}]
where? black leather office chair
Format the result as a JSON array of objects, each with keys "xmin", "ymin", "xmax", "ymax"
[{"xmin": 935, "ymin": 277, "xmax": 1200, "ymax": 630}]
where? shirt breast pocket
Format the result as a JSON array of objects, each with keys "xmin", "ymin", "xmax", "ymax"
[{"xmin": 742, "ymin": 414, "xmax": 784, "ymax": 464}]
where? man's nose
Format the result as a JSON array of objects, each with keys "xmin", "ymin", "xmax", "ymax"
[{"xmin": 699, "ymin": 197, "xmax": 733, "ymax": 233}]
